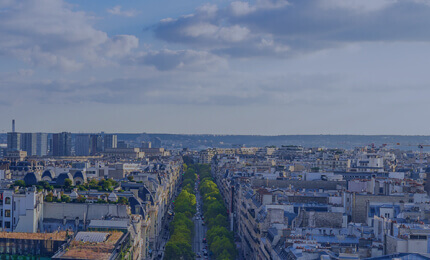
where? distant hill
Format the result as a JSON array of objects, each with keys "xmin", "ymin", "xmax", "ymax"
[{"xmin": 1, "ymin": 133, "xmax": 429, "ymax": 150}]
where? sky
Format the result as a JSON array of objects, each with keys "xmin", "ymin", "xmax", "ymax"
[{"xmin": 1, "ymin": 0, "xmax": 430, "ymax": 135}]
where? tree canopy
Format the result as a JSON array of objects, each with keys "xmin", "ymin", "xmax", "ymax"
[{"xmin": 196, "ymin": 163, "xmax": 237, "ymax": 260}]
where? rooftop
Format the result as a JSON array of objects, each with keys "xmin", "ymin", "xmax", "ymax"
[
  {"xmin": 59, "ymin": 231, "xmax": 123, "ymax": 260},
  {"xmin": 0, "ymin": 231, "xmax": 67, "ymax": 241}
]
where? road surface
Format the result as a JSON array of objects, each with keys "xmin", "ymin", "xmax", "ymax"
[{"xmin": 193, "ymin": 178, "xmax": 208, "ymax": 259}]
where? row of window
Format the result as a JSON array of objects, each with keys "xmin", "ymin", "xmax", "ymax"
[
  {"xmin": 0, "ymin": 221, "xmax": 11, "ymax": 229},
  {"xmin": 0, "ymin": 210, "xmax": 11, "ymax": 217}
]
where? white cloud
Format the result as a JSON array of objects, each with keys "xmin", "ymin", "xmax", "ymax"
[
  {"xmin": 0, "ymin": 0, "xmax": 139, "ymax": 71},
  {"xmin": 104, "ymin": 35, "xmax": 139, "ymax": 57},
  {"xmin": 196, "ymin": 4, "xmax": 218, "ymax": 17},
  {"xmin": 107, "ymin": 5, "xmax": 139, "ymax": 17},
  {"xmin": 230, "ymin": 1, "xmax": 257, "ymax": 16},
  {"xmin": 183, "ymin": 23, "xmax": 219, "ymax": 38},
  {"xmin": 218, "ymin": 25, "xmax": 250, "ymax": 42},
  {"xmin": 182, "ymin": 23, "xmax": 249, "ymax": 43}
]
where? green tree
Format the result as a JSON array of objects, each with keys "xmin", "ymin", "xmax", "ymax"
[
  {"xmin": 45, "ymin": 192, "xmax": 54, "ymax": 202},
  {"xmin": 64, "ymin": 178, "xmax": 73, "ymax": 190},
  {"xmin": 118, "ymin": 197, "xmax": 129, "ymax": 205},
  {"xmin": 88, "ymin": 179, "xmax": 99, "ymax": 189},
  {"xmin": 207, "ymin": 226, "xmax": 233, "ymax": 245},
  {"xmin": 205, "ymin": 201, "xmax": 226, "ymax": 219},
  {"xmin": 61, "ymin": 194, "xmax": 71, "ymax": 203},
  {"xmin": 210, "ymin": 236, "xmax": 236, "ymax": 259},
  {"xmin": 77, "ymin": 184, "xmax": 88, "ymax": 191},
  {"xmin": 164, "ymin": 241, "xmax": 194, "ymax": 260},
  {"xmin": 207, "ymin": 214, "xmax": 229, "ymax": 229},
  {"xmin": 13, "ymin": 180, "xmax": 26, "ymax": 187}
]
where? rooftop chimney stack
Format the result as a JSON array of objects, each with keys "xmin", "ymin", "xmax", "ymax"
[{"xmin": 12, "ymin": 119, "xmax": 15, "ymax": 133}]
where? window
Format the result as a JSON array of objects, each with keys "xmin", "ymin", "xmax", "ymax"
[
  {"xmin": 5, "ymin": 210, "xmax": 10, "ymax": 218},
  {"xmin": 5, "ymin": 222, "xmax": 10, "ymax": 229},
  {"xmin": 5, "ymin": 197, "xmax": 11, "ymax": 205}
]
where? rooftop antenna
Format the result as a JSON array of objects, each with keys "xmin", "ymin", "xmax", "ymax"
[{"xmin": 12, "ymin": 119, "xmax": 15, "ymax": 133}]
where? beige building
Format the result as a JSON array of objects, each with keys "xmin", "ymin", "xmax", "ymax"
[
  {"xmin": 103, "ymin": 148, "xmax": 145, "ymax": 159},
  {"xmin": 5, "ymin": 150, "xmax": 27, "ymax": 162}
]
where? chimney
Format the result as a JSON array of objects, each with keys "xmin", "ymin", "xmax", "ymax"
[{"xmin": 12, "ymin": 119, "xmax": 15, "ymax": 133}]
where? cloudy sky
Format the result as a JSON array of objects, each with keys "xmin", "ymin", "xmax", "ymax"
[{"xmin": 1, "ymin": 0, "xmax": 430, "ymax": 135}]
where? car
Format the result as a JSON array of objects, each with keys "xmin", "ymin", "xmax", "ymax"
[
  {"xmin": 203, "ymin": 238, "xmax": 207, "ymax": 243},
  {"xmin": 202, "ymin": 221, "xmax": 205, "ymax": 226},
  {"xmin": 203, "ymin": 251, "xmax": 208, "ymax": 256},
  {"xmin": 196, "ymin": 216, "xmax": 200, "ymax": 220},
  {"xmin": 196, "ymin": 253, "xmax": 201, "ymax": 258}
]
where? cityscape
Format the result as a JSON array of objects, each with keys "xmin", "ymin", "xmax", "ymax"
[
  {"xmin": 0, "ymin": 121, "xmax": 430, "ymax": 259},
  {"xmin": 2, "ymin": 0, "xmax": 430, "ymax": 259}
]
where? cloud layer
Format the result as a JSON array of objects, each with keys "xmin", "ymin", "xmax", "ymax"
[
  {"xmin": 2, "ymin": 0, "xmax": 430, "ymax": 134},
  {"xmin": 0, "ymin": 0, "xmax": 143, "ymax": 71},
  {"xmin": 154, "ymin": 0, "xmax": 430, "ymax": 58}
]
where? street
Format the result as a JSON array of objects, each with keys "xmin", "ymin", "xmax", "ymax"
[
  {"xmin": 155, "ymin": 188, "xmax": 180, "ymax": 259},
  {"xmin": 155, "ymin": 220, "xmax": 171, "ymax": 259},
  {"xmin": 193, "ymin": 178, "xmax": 209, "ymax": 259}
]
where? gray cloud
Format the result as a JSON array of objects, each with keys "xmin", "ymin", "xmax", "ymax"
[
  {"xmin": 124, "ymin": 49, "xmax": 227, "ymax": 71},
  {"xmin": 154, "ymin": 0, "xmax": 430, "ymax": 58},
  {"xmin": 0, "ymin": 68, "xmax": 348, "ymax": 107}
]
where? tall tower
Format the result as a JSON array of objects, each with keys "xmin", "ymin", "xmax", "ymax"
[
  {"xmin": 104, "ymin": 134, "xmax": 117, "ymax": 150},
  {"xmin": 7, "ymin": 120, "xmax": 20, "ymax": 151},
  {"xmin": 52, "ymin": 132, "xmax": 72, "ymax": 156}
]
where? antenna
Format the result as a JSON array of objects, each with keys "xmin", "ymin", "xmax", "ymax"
[{"xmin": 12, "ymin": 119, "xmax": 15, "ymax": 132}]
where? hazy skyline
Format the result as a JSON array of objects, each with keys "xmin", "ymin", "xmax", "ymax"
[{"xmin": 1, "ymin": 0, "xmax": 430, "ymax": 135}]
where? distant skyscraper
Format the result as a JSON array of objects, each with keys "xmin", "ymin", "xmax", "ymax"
[
  {"xmin": 90, "ymin": 134, "xmax": 103, "ymax": 155},
  {"xmin": 75, "ymin": 134, "xmax": 91, "ymax": 156},
  {"xmin": 117, "ymin": 141, "xmax": 129, "ymax": 149},
  {"xmin": 7, "ymin": 119, "xmax": 20, "ymax": 151},
  {"xmin": 7, "ymin": 132, "xmax": 21, "ymax": 151},
  {"xmin": 21, "ymin": 133, "xmax": 37, "ymax": 155},
  {"xmin": 104, "ymin": 134, "xmax": 117, "ymax": 150},
  {"xmin": 35, "ymin": 133, "xmax": 48, "ymax": 156},
  {"xmin": 52, "ymin": 132, "xmax": 72, "ymax": 156}
]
